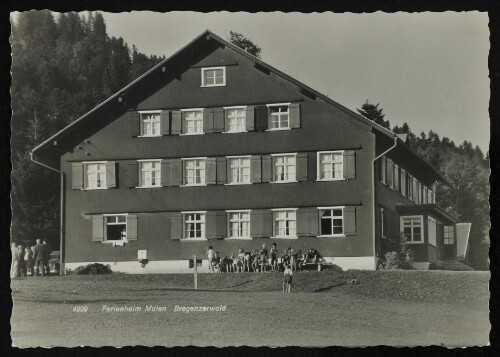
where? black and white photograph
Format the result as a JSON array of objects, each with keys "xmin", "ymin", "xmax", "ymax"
[{"xmin": 8, "ymin": 9, "xmax": 491, "ymax": 348}]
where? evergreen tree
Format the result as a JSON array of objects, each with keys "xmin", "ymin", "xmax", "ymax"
[
  {"xmin": 228, "ymin": 31, "xmax": 262, "ymax": 59},
  {"xmin": 357, "ymin": 100, "xmax": 391, "ymax": 129}
]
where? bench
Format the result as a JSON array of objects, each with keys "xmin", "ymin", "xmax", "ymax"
[{"xmin": 300, "ymin": 261, "xmax": 328, "ymax": 271}]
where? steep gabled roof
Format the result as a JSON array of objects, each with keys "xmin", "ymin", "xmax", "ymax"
[{"xmin": 31, "ymin": 30, "xmax": 447, "ymax": 184}]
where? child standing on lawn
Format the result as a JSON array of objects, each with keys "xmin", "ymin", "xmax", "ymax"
[
  {"xmin": 207, "ymin": 246, "xmax": 215, "ymax": 272},
  {"xmin": 283, "ymin": 264, "xmax": 293, "ymax": 293}
]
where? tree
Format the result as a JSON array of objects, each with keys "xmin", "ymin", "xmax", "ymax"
[
  {"xmin": 357, "ymin": 100, "xmax": 391, "ymax": 129},
  {"xmin": 228, "ymin": 31, "xmax": 262, "ymax": 59}
]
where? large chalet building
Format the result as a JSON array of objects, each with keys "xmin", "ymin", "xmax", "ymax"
[{"xmin": 31, "ymin": 31, "xmax": 468, "ymax": 273}]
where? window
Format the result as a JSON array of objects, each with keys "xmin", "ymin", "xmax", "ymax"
[
  {"xmin": 320, "ymin": 208, "xmax": 344, "ymax": 236},
  {"xmin": 380, "ymin": 156, "xmax": 387, "ymax": 184},
  {"xmin": 201, "ymin": 67, "xmax": 226, "ymax": 87},
  {"xmin": 85, "ymin": 162, "xmax": 106, "ymax": 189},
  {"xmin": 380, "ymin": 207, "xmax": 386, "ymax": 238},
  {"xmin": 227, "ymin": 211, "xmax": 251, "ymax": 239},
  {"xmin": 139, "ymin": 160, "xmax": 161, "ymax": 187},
  {"xmin": 429, "ymin": 190, "xmax": 435, "ymax": 204},
  {"xmin": 183, "ymin": 212, "xmax": 206, "ymax": 239},
  {"xmin": 272, "ymin": 154, "xmax": 296, "ymax": 182},
  {"xmin": 227, "ymin": 156, "xmax": 250, "ymax": 184},
  {"xmin": 400, "ymin": 168, "xmax": 407, "ymax": 196},
  {"xmin": 401, "ymin": 216, "xmax": 422, "ymax": 243},
  {"xmin": 272, "ymin": 209, "xmax": 297, "ymax": 238},
  {"xmin": 225, "ymin": 107, "xmax": 246, "ymax": 132},
  {"xmin": 183, "ymin": 159, "xmax": 206, "ymax": 185},
  {"xmin": 105, "ymin": 215, "xmax": 127, "ymax": 241},
  {"xmin": 182, "ymin": 110, "xmax": 203, "ymax": 134},
  {"xmin": 140, "ymin": 111, "xmax": 161, "ymax": 136},
  {"xmin": 268, "ymin": 104, "xmax": 290, "ymax": 130},
  {"xmin": 444, "ymin": 226, "xmax": 454, "ymax": 245},
  {"xmin": 318, "ymin": 151, "xmax": 343, "ymax": 180}
]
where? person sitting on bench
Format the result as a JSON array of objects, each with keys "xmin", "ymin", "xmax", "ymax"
[{"xmin": 303, "ymin": 248, "xmax": 319, "ymax": 265}]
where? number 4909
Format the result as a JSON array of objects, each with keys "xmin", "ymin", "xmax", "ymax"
[{"xmin": 73, "ymin": 306, "xmax": 88, "ymax": 312}]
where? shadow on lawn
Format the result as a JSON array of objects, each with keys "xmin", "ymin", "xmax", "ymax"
[{"xmin": 314, "ymin": 282, "xmax": 347, "ymax": 292}]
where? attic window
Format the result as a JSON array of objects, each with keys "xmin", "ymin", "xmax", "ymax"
[{"xmin": 201, "ymin": 67, "xmax": 226, "ymax": 87}]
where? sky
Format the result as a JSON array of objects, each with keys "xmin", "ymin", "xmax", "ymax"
[{"xmin": 14, "ymin": 11, "xmax": 491, "ymax": 152}]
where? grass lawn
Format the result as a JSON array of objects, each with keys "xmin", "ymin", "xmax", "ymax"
[{"xmin": 10, "ymin": 270, "xmax": 490, "ymax": 347}]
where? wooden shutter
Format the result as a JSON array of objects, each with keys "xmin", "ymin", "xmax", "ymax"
[
  {"xmin": 250, "ymin": 155, "xmax": 262, "ymax": 183},
  {"xmin": 296, "ymin": 207, "xmax": 319, "ymax": 237},
  {"xmin": 213, "ymin": 107, "xmax": 225, "ymax": 133},
  {"xmin": 105, "ymin": 161, "xmax": 116, "ymax": 188},
  {"xmin": 160, "ymin": 110, "xmax": 170, "ymax": 135},
  {"xmin": 216, "ymin": 157, "xmax": 227, "ymax": 184},
  {"xmin": 380, "ymin": 156, "xmax": 387, "ymax": 184},
  {"xmin": 203, "ymin": 108, "xmax": 214, "ymax": 133},
  {"xmin": 206, "ymin": 211, "xmax": 226, "ymax": 239},
  {"xmin": 394, "ymin": 164, "xmax": 400, "ymax": 191},
  {"xmin": 224, "ymin": 109, "xmax": 230, "ymax": 132},
  {"xmin": 343, "ymin": 151, "xmax": 356, "ymax": 179},
  {"xmin": 71, "ymin": 163, "xmax": 84, "ymax": 190},
  {"xmin": 126, "ymin": 161, "xmax": 139, "ymax": 187},
  {"xmin": 386, "ymin": 158, "xmax": 394, "ymax": 188},
  {"xmin": 92, "ymin": 215, "xmax": 104, "ymax": 242},
  {"xmin": 170, "ymin": 213, "xmax": 183, "ymax": 240},
  {"xmin": 129, "ymin": 111, "xmax": 140, "ymax": 137},
  {"xmin": 261, "ymin": 155, "xmax": 272, "ymax": 182},
  {"xmin": 171, "ymin": 110, "xmax": 182, "ymax": 135},
  {"xmin": 246, "ymin": 106, "xmax": 255, "ymax": 131},
  {"xmin": 344, "ymin": 207, "xmax": 356, "ymax": 236},
  {"xmin": 255, "ymin": 105, "xmax": 268, "ymax": 131},
  {"xmin": 250, "ymin": 210, "xmax": 272, "ymax": 238},
  {"xmin": 127, "ymin": 214, "xmax": 138, "ymax": 241},
  {"xmin": 205, "ymin": 158, "xmax": 216, "ymax": 185},
  {"xmin": 164, "ymin": 159, "xmax": 182, "ymax": 186},
  {"xmin": 296, "ymin": 153, "xmax": 308, "ymax": 181},
  {"xmin": 289, "ymin": 103, "xmax": 301, "ymax": 128}
]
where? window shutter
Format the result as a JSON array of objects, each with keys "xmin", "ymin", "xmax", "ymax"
[
  {"xmin": 255, "ymin": 105, "xmax": 268, "ymax": 131},
  {"xmin": 205, "ymin": 158, "xmax": 217, "ymax": 185},
  {"xmin": 105, "ymin": 161, "xmax": 116, "ymax": 188},
  {"xmin": 296, "ymin": 153, "xmax": 308, "ymax": 181},
  {"xmin": 171, "ymin": 110, "xmax": 182, "ymax": 135},
  {"xmin": 296, "ymin": 207, "xmax": 318, "ymax": 237},
  {"xmin": 126, "ymin": 161, "xmax": 139, "ymax": 188},
  {"xmin": 250, "ymin": 210, "xmax": 272, "ymax": 238},
  {"xmin": 289, "ymin": 103, "xmax": 301, "ymax": 128},
  {"xmin": 92, "ymin": 215, "xmax": 104, "ymax": 242},
  {"xmin": 246, "ymin": 106, "xmax": 255, "ymax": 131},
  {"xmin": 71, "ymin": 163, "xmax": 84, "ymax": 190},
  {"xmin": 380, "ymin": 156, "xmax": 387, "ymax": 184},
  {"xmin": 267, "ymin": 107, "xmax": 273, "ymax": 130},
  {"xmin": 224, "ymin": 109, "xmax": 230, "ymax": 132},
  {"xmin": 261, "ymin": 155, "xmax": 272, "ymax": 182},
  {"xmin": 129, "ymin": 111, "xmax": 140, "ymax": 137},
  {"xmin": 343, "ymin": 151, "xmax": 356, "ymax": 179},
  {"xmin": 164, "ymin": 159, "xmax": 182, "ymax": 186},
  {"xmin": 213, "ymin": 108, "xmax": 224, "ymax": 133},
  {"xmin": 394, "ymin": 164, "xmax": 400, "ymax": 191},
  {"xmin": 386, "ymin": 158, "xmax": 394, "ymax": 188},
  {"xmin": 344, "ymin": 207, "xmax": 356, "ymax": 236},
  {"xmin": 160, "ymin": 110, "xmax": 170, "ymax": 135},
  {"xmin": 206, "ymin": 211, "xmax": 226, "ymax": 239},
  {"xmin": 250, "ymin": 155, "xmax": 262, "ymax": 183},
  {"xmin": 216, "ymin": 157, "xmax": 227, "ymax": 184},
  {"xmin": 161, "ymin": 160, "xmax": 168, "ymax": 186},
  {"xmin": 203, "ymin": 108, "xmax": 214, "ymax": 134},
  {"xmin": 170, "ymin": 213, "xmax": 183, "ymax": 240},
  {"xmin": 127, "ymin": 214, "xmax": 138, "ymax": 241}
]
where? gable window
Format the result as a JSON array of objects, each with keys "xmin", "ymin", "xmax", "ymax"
[
  {"xmin": 105, "ymin": 214, "xmax": 127, "ymax": 241},
  {"xmin": 225, "ymin": 107, "xmax": 246, "ymax": 132},
  {"xmin": 272, "ymin": 209, "xmax": 297, "ymax": 238},
  {"xmin": 227, "ymin": 211, "xmax": 251, "ymax": 239},
  {"xmin": 320, "ymin": 208, "xmax": 344, "ymax": 236},
  {"xmin": 444, "ymin": 226, "xmax": 454, "ymax": 245},
  {"xmin": 401, "ymin": 216, "xmax": 422, "ymax": 243},
  {"xmin": 267, "ymin": 104, "xmax": 290, "ymax": 130},
  {"xmin": 183, "ymin": 158, "xmax": 206, "ymax": 186},
  {"xmin": 183, "ymin": 212, "xmax": 206, "ymax": 239},
  {"xmin": 139, "ymin": 160, "xmax": 161, "ymax": 187},
  {"xmin": 201, "ymin": 67, "xmax": 226, "ymax": 87},
  {"xmin": 227, "ymin": 156, "xmax": 250, "ymax": 184},
  {"xmin": 182, "ymin": 109, "xmax": 203, "ymax": 134},
  {"xmin": 85, "ymin": 162, "xmax": 106, "ymax": 189},
  {"xmin": 272, "ymin": 154, "xmax": 296, "ymax": 182},
  {"xmin": 140, "ymin": 111, "xmax": 161, "ymax": 136},
  {"xmin": 318, "ymin": 151, "xmax": 343, "ymax": 180}
]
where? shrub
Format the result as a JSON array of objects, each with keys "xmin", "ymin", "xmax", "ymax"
[
  {"xmin": 70, "ymin": 263, "xmax": 113, "ymax": 275},
  {"xmin": 379, "ymin": 235, "xmax": 414, "ymax": 270}
]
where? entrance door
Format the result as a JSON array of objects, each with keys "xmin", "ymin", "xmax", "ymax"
[{"xmin": 443, "ymin": 226, "xmax": 455, "ymax": 259}]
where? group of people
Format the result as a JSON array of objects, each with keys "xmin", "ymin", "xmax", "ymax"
[
  {"xmin": 206, "ymin": 243, "xmax": 321, "ymax": 274},
  {"xmin": 10, "ymin": 239, "xmax": 52, "ymax": 279}
]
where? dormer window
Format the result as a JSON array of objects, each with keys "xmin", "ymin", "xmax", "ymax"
[{"xmin": 201, "ymin": 67, "xmax": 226, "ymax": 87}]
